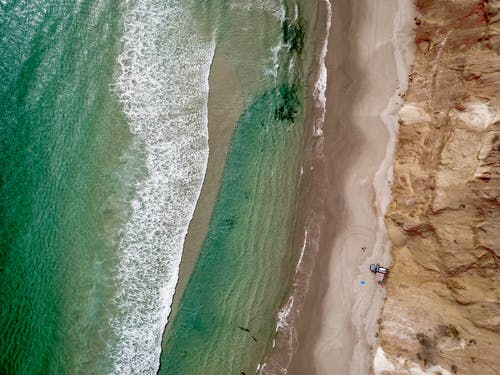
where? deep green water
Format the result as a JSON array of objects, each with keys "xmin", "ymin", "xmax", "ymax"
[
  {"xmin": 0, "ymin": 1, "xmax": 132, "ymax": 373},
  {"xmin": 1, "ymin": 0, "xmax": 312, "ymax": 373}
]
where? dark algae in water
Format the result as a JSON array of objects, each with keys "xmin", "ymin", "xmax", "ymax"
[
  {"xmin": 282, "ymin": 17, "xmax": 305, "ymax": 54},
  {"xmin": 274, "ymin": 84, "xmax": 301, "ymax": 122},
  {"xmin": 158, "ymin": 1, "xmax": 306, "ymax": 374}
]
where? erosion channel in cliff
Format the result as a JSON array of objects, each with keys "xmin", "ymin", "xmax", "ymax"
[{"xmin": 376, "ymin": 1, "xmax": 500, "ymax": 374}]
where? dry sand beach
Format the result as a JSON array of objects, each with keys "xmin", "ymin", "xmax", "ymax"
[{"xmin": 286, "ymin": 0, "xmax": 416, "ymax": 374}]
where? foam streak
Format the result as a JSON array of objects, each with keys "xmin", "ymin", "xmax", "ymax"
[
  {"xmin": 109, "ymin": 2, "xmax": 215, "ymax": 373},
  {"xmin": 312, "ymin": 0, "xmax": 332, "ymax": 138}
]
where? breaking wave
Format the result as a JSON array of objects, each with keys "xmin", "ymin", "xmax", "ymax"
[{"xmin": 109, "ymin": 1, "xmax": 215, "ymax": 373}]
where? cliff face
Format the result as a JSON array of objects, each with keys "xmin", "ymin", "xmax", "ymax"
[{"xmin": 377, "ymin": 0, "xmax": 500, "ymax": 374}]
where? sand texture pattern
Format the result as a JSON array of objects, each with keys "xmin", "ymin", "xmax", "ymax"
[
  {"xmin": 284, "ymin": 1, "xmax": 416, "ymax": 374},
  {"xmin": 376, "ymin": 1, "xmax": 500, "ymax": 374}
]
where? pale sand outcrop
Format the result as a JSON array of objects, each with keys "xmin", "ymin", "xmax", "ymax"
[{"xmin": 377, "ymin": 0, "xmax": 500, "ymax": 374}]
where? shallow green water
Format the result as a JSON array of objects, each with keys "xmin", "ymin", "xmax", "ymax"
[{"xmin": 159, "ymin": 87, "xmax": 303, "ymax": 374}]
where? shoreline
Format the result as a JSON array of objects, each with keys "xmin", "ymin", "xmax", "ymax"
[
  {"xmin": 258, "ymin": 0, "xmax": 332, "ymax": 373},
  {"xmin": 273, "ymin": 0, "xmax": 416, "ymax": 374}
]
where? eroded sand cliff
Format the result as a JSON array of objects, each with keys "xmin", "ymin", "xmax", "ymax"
[{"xmin": 376, "ymin": 1, "xmax": 500, "ymax": 374}]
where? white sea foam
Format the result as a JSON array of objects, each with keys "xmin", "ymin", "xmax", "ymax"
[
  {"xmin": 274, "ymin": 229, "xmax": 307, "ymax": 333},
  {"xmin": 264, "ymin": 43, "xmax": 282, "ymax": 78},
  {"xmin": 109, "ymin": 1, "xmax": 215, "ymax": 374},
  {"xmin": 228, "ymin": 0, "xmax": 286, "ymax": 20},
  {"xmin": 312, "ymin": 0, "xmax": 332, "ymax": 137},
  {"xmin": 227, "ymin": 0, "xmax": 285, "ymax": 79}
]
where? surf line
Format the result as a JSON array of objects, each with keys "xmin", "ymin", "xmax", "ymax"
[{"xmin": 109, "ymin": 1, "xmax": 216, "ymax": 373}]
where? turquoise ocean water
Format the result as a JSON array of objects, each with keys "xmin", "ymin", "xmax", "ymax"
[
  {"xmin": 0, "ymin": 0, "xmax": 313, "ymax": 373},
  {"xmin": 1, "ymin": 1, "xmax": 131, "ymax": 373}
]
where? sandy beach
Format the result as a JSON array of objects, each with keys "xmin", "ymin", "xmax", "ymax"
[{"xmin": 285, "ymin": 0, "xmax": 416, "ymax": 374}]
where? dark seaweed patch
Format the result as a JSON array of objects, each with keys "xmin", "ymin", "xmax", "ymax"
[
  {"xmin": 220, "ymin": 215, "xmax": 236, "ymax": 230},
  {"xmin": 238, "ymin": 83, "xmax": 301, "ymax": 128},
  {"xmin": 273, "ymin": 84, "xmax": 300, "ymax": 123},
  {"xmin": 282, "ymin": 18, "xmax": 304, "ymax": 54}
]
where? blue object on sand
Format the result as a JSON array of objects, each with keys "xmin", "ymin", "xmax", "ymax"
[{"xmin": 360, "ymin": 280, "xmax": 366, "ymax": 285}]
